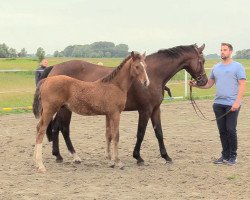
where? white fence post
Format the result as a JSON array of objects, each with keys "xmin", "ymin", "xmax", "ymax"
[{"xmin": 184, "ymin": 70, "xmax": 188, "ymax": 98}]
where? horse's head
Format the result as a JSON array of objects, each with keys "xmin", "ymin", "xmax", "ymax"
[
  {"xmin": 130, "ymin": 51, "xmax": 150, "ymax": 87},
  {"xmin": 184, "ymin": 44, "xmax": 208, "ymax": 86}
]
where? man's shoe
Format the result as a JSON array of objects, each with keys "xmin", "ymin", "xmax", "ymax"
[
  {"xmin": 227, "ymin": 157, "xmax": 237, "ymax": 165},
  {"xmin": 213, "ymin": 156, "xmax": 228, "ymax": 164}
]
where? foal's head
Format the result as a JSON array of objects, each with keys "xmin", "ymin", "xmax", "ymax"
[{"xmin": 130, "ymin": 51, "xmax": 150, "ymax": 87}]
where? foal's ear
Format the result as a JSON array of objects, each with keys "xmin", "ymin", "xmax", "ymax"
[
  {"xmin": 131, "ymin": 51, "xmax": 136, "ymax": 60},
  {"xmin": 198, "ymin": 44, "xmax": 205, "ymax": 53},
  {"xmin": 142, "ymin": 51, "xmax": 146, "ymax": 59}
]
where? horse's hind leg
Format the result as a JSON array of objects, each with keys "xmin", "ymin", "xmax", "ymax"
[
  {"xmin": 151, "ymin": 107, "xmax": 172, "ymax": 163},
  {"xmin": 51, "ymin": 120, "xmax": 63, "ymax": 162},
  {"xmin": 59, "ymin": 109, "xmax": 81, "ymax": 163},
  {"xmin": 34, "ymin": 112, "xmax": 54, "ymax": 172}
]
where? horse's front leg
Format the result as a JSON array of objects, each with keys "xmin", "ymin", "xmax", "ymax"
[
  {"xmin": 133, "ymin": 111, "xmax": 150, "ymax": 165},
  {"xmin": 151, "ymin": 106, "xmax": 172, "ymax": 163},
  {"xmin": 110, "ymin": 113, "xmax": 124, "ymax": 169}
]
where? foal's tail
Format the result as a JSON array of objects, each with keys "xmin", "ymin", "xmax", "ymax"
[{"xmin": 32, "ymin": 79, "xmax": 45, "ymax": 119}]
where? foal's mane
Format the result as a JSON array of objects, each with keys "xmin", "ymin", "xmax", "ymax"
[
  {"xmin": 156, "ymin": 44, "xmax": 197, "ymax": 58},
  {"xmin": 101, "ymin": 52, "xmax": 141, "ymax": 83}
]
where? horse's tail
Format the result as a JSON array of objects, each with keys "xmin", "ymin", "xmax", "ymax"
[
  {"xmin": 39, "ymin": 65, "xmax": 57, "ymax": 142},
  {"xmin": 32, "ymin": 79, "xmax": 45, "ymax": 119}
]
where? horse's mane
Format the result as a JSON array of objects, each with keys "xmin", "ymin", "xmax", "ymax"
[
  {"xmin": 101, "ymin": 52, "xmax": 141, "ymax": 83},
  {"xmin": 155, "ymin": 44, "xmax": 197, "ymax": 58}
]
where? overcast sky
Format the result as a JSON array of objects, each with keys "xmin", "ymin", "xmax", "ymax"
[{"xmin": 0, "ymin": 0, "xmax": 249, "ymax": 55}]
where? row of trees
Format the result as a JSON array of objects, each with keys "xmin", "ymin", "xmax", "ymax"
[
  {"xmin": 0, "ymin": 43, "xmax": 45, "ymax": 62},
  {"xmin": 2, "ymin": 42, "xmax": 250, "ymax": 59},
  {"xmin": 0, "ymin": 43, "xmax": 27, "ymax": 58},
  {"xmin": 54, "ymin": 42, "xmax": 129, "ymax": 58},
  {"xmin": 205, "ymin": 49, "xmax": 250, "ymax": 59},
  {"xmin": 234, "ymin": 49, "xmax": 250, "ymax": 59}
]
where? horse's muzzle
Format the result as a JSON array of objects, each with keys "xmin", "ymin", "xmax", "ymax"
[{"xmin": 196, "ymin": 75, "xmax": 208, "ymax": 86}]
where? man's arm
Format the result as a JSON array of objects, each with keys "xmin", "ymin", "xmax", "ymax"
[
  {"xmin": 231, "ymin": 79, "xmax": 246, "ymax": 111},
  {"xmin": 189, "ymin": 78, "xmax": 215, "ymax": 89}
]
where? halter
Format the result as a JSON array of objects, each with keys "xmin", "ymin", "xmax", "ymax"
[{"xmin": 193, "ymin": 45, "xmax": 206, "ymax": 82}]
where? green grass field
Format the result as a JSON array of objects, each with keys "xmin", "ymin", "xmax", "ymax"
[{"xmin": 0, "ymin": 57, "xmax": 249, "ymax": 114}]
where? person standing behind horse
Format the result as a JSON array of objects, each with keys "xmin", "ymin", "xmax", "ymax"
[
  {"xmin": 189, "ymin": 43, "xmax": 246, "ymax": 165},
  {"xmin": 35, "ymin": 59, "xmax": 48, "ymax": 86}
]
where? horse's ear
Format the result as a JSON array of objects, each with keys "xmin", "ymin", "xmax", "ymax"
[
  {"xmin": 142, "ymin": 51, "xmax": 146, "ymax": 59},
  {"xmin": 198, "ymin": 44, "xmax": 205, "ymax": 53},
  {"xmin": 131, "ymin": 51, "xmax": 135, "ymax": 60}
]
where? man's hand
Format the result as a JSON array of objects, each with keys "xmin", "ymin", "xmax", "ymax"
[
  {"xmin": 231, "ymin": 101, "xmax": 240, "ymax": 112},
  {"xmin": 189, "ymin": 80, "xmax": 197, "ymax": 87}
]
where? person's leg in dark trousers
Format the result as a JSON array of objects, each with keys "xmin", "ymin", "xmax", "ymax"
[
  {"xmin": 213, "ymin": 104, "xmax": 231, "ymax": 160},
  {"xmin": 225, "ymin": 107, "xmax": 240, "ymax": 159}
]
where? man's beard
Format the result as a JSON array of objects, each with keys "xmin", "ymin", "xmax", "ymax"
[{"xmin": 221, "ymin": 55, "xmax": 228, "ymax": 60}]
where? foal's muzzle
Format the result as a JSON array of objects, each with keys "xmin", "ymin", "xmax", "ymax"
[{"xmin": 143, "ymin": 80, "xmax": 150, "ymax": 87}]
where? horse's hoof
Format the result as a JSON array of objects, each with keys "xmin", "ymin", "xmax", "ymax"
[
  {"xmin": 72, "ymin": 154, "xmax": 82, "ymax": 164},
  {"xmin": 165, "ymin": 160, "xmax": 173, "ymax": 164},
  {"xmin": 109, "ymin": 161, "xmax": 115, "ymax": 168},
  {"xmin": 137, "ymin": 158, "xmax": 145, "ymax": 166},
  {"xmin": 165, "ymin": 157, "xmax": 173, "ymax": 164},
  {"xmin": 37, "ymin": 167, "xmax": 46, "ymax": 173},
  {"xmin": 119, "ymin": 165, "xmax": 125, "ymax": 170},
  {"xmin": 56, "ymin": 158, "xmax": 63, "ymax": 163},
  {"xmin": 73, "ymin": 160, "xmax": 81, "ymax": 164}
]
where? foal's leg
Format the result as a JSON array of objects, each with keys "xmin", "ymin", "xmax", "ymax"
[
  {"xmin": 110, "ymin": 113, "xmax": 124, "ymax": 169},
  {"xmin": 133, "ymin": 111, "xmax": 150, "ymax": 165},
  {"xmin": 105, "ymin": 115, "xmax": 112, "ymax": 161},
  {"xmin": 34, "ymin": 112, "xmax": 54, "ymax": 172},
  {"xmin": 151, "ymin": 107, "xmax": 172, "ymax": 163}
]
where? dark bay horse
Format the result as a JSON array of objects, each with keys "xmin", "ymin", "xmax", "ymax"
[
  {"xmin": 42, "ymin": 44, "xmax": 208, "ymax": 165},
  {"xmin": 33, "ymin": 52, "xmax": 149, "ymax": 172}
]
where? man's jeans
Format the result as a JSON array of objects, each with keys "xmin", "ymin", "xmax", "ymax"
[{"xmin": 213, "ymin": 103, "xmax": 240, "ymax": 159}]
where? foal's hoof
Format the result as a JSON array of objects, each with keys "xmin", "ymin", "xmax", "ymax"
[
  {"xmin": 109, "ymin": 161, "xmax": 115, "ymax": 168},
  {"xmin": 73, "ymin": 159, "xmax": 81, "ymax": 164},
  {"xmin": 37, "ymin": 167, "xmax": 46, "ymax": 173},
  {"xmin": 119, "ymin": 163, "xmax": 125, "ymax": 170}
]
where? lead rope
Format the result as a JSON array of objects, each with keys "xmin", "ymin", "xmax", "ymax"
[{"xmin": 189, "ymin": 80, "xmax": 231, "ymax": 121}]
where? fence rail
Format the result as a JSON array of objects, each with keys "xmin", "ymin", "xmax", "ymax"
[{"xmin": 1, "ymin": 68, "xmax": 249, "ymax": 111}]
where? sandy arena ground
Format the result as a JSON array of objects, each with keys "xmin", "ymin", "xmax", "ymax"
[{"xmin": 0, "ymin": 98, "xmax": 249, "ymax": 200}]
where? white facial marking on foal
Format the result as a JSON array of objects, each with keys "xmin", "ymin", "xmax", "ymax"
[{"xmin": 140, "ymin": 61, "xmax": 150, "ymax": 86}]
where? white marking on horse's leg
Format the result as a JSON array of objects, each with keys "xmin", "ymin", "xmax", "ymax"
[
  {"xmin": 34, "ymin": 143, "xmax": 46, "ymax": 172},
  {"xmin": 71, "ymin": 152, "xmax": 82, "ymax": 163}
]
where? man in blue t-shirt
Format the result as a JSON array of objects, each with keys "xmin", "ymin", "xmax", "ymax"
[{"xmin": 190, "ymin": 43, "xmax": 246, "ymax": 165}]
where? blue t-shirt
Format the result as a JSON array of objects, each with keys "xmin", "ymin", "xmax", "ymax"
[{"xmin": 210, "ymin": 61, "xmax": 246, "ymax": 106}]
